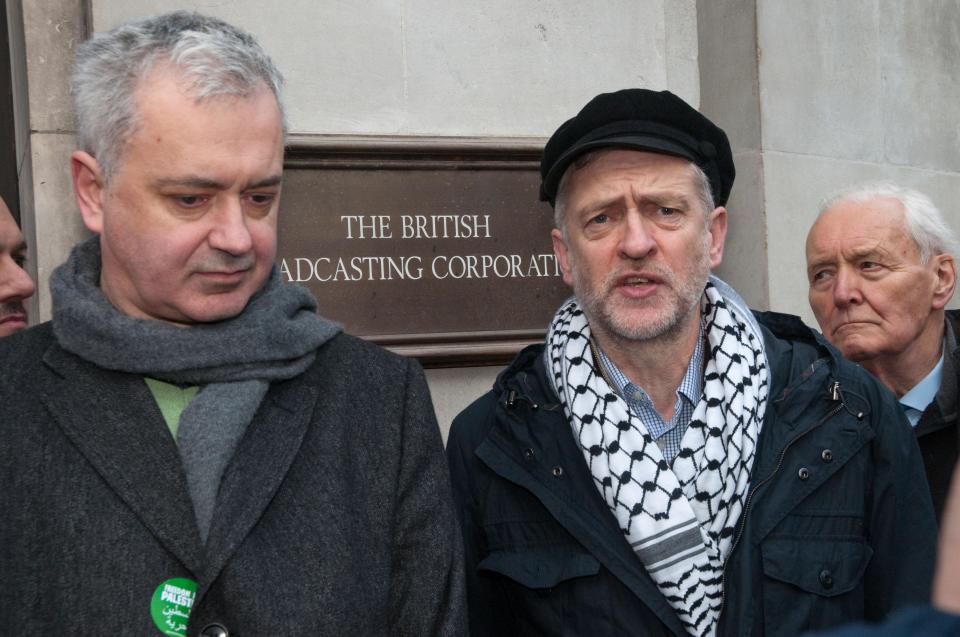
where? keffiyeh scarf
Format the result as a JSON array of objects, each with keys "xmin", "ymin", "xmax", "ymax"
[{"xmin": 547, "ymin": 281, "xmax": 768, "ymax": 637}]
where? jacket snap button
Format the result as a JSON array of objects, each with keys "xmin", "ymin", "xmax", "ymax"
[
  {"xmin": 552, "ymin": 466, "xmax": 563, "ymax": 477},
  {"xmin": 819, "ymin": 569, "xmax": 834, "ymax": 589},
  {"xmin": 523, "ymin": 448, "xmax": 535, "ymax": 460},
  {"xmin": 200, "ymin": 624, "xmax": 229, "ymax": 637},
  {"xmin": 821, "ymin": 449, "xmax": 833, "ymax": 462},
  {"xmin": 798, "ymin": 467, "xmax": 810, "ymax": 481}
]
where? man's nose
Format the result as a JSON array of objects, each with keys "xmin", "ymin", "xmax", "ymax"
[
  {"xmin": 833, "ymin": 268, "xmax": 863, "ymax": 307},
  {"xmin": 0, "ymin": 258, "xmax": 35, "ymax": 302},
  {"xmin": 619, "ymin": 212, "xmax": 656, "ymax": 260},
  {"xmin": 208, "ymin": 199, "xmax": 254, "ymax": 256}
]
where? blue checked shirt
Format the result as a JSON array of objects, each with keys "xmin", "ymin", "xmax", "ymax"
[{"xmin": 596, "ymin": 322, "xmax": 705, "ymax": 463}]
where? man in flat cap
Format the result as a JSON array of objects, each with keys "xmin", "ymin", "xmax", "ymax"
[
  {"xmin": 446, "ymin": 89, "xmax": 935, "ymax": 637},
  {"xmin": 806, "ymin": 183, "xmax": 960, "ymax": 521},
  {"xmin": 0, "ymin": 11, "xmax": 464, "ymax": 636}
]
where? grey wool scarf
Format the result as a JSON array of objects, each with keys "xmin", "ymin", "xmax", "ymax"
[{"xmin": 51, "ymin": 237, "xmax": 342, "ymax": 542}]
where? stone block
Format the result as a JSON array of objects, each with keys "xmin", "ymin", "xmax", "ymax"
[
  {"xmin": 714, "ymin": 149, "xmax": 769, "ymax": 309},
  {"xmin": 22, "ymin": 0, "xmax": 83, "ymax": 133},
  {"xmin": 93, "ymin": 0, "xmax": 407, "ymax": 135},
  {"xmin": 29, "ymin": 132, "xmax": 89, "ymax": 322},
  {"xmin": 757, "ymin": 0, "xmax": 883, "ymax": 161},
  {"xmin": 697, "ymin": 0, "xmax": 761, "ymax": 153},
  {"xmin": 880, "ymin": 0, "xmax": 960, "ymax": 172},
  {"xmin": 402, "ymin": 0, "xmax": 675, "ymax": 136}
]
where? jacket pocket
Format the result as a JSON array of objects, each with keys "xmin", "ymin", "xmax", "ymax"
[
  {"xmin": 760, "ymin": 536, "xmax": 873, "ymax": 635},
  {"xmin": 478, "ymin": 548, "xmax": 600, "ymax": 589},
  {"xmin": 477, "ymin": 547, "xmax": 607, "ymax": 635}
]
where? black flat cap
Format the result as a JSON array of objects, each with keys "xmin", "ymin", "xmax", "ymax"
[{"xmin": 539, "ymin": 89, "xmax": 735, "ymax": 208}]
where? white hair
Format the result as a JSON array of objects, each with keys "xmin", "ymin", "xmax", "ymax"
[
  {"xmin": 72, "ymin": 11, "xmax": 286, "ymax": 182},
  {"xmin": 818, "ymin": 181, "xmax": 959, "ymax": 263}
]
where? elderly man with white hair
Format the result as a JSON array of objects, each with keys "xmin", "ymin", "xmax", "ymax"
[{"xmin": 806, "ymin": 182, "xmax": 960, "ymax": 520}]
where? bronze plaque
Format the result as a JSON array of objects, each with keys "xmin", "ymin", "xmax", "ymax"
[{"xmin": 277, "ymin": 135, "xmax": 570, "ymax": 366}]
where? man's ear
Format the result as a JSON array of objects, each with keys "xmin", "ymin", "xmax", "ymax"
[
  {"xmin": 931, "ymin": 253, "xmax": 957, "ymax": 310},
  {"xmin": 71, "ymin": 151, "xmax": 106, "ymax": 234},
  {"xmin": 707, "ymin": 206, "xmax": 728, "ymax": 269},
  {"xmin": 551, "ymin": 228, "xmax": 575, "ymax": 287}
]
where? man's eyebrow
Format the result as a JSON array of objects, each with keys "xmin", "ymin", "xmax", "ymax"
[
  {"xmin": 643, "ymin": 192, "xmax": 694, "ymax": 208},
  {"xmin": 807, "ymin": 246, "xmax": 888, "ymax": 275},
  {"xmin": 153, "ymin": 176, "xmax": 225, "ymax": 190},
  {"xmin": 151, "ymin": 174, "xmax": 283, "ymax": 190},
  {"xmin": 247, "ymin": 175, "xmax": 282, "ymax": 189},
  {"xmin": 574, "ymin": 194, "xmax": 620, "ymax": 217},
  {"xmin": 806, "ymin": 256, "xmax": 834, "ymax": 275},
  {"xmin": 846, "ymin": 246, "xmax": 888, "ymax": 260}
]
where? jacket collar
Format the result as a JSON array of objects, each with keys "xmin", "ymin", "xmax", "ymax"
[
  {"xmin": 41, "ymin": 342, "xmax": 206, "ymax": 574},
  {"xmin": 934, "ymin": 311, "xmax": 960, "ymax": 428}
]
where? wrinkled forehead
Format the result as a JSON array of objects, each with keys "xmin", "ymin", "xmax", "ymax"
[
  {"xmin": 810, "ymin": 198, "xmax": 910, "ymax": 247},
  {"xmin": 806, "ymin": 199, "xmax": 924, "ymax": 269}
]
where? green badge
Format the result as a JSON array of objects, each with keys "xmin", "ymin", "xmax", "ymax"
[{"xmin": 150, "ymin": 577, "xmax": 197, "ymax": 637}]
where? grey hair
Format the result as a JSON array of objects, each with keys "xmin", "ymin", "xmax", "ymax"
[
  {"xmin": 553, "ymin": 149, "xmax": 715, "ymax": 235},
  {"xmin": 72, "ymin": 11, "xmax": 286, "ymax": 182},
  {"xmin": 818, "ymin": 181, "xmax": 960, "ymax": 263}
]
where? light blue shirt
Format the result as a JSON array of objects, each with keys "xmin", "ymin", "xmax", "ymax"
[
  {"xmin": 900, "ymin": 350, "xmax": 944, "ymax": 427},
  {"xmin": 596, "ymin": 321, "xmax": 704, "ymax": 463}
]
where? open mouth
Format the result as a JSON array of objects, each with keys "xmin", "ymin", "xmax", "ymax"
[{"xmin": 616, "ymin": 274, "xmax": 662, "ymax": 299}]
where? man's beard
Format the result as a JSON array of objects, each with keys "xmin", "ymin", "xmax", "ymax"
[{"xmin": 571, "ymin": 238, "xmax": 710, "ymax": 344}]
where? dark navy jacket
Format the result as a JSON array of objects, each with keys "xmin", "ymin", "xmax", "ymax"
[
  {"xmin": 915, "ymin": 309, "xmax": 960, "ymax": 522},
  {"xmin": 803, "ymin": 606, "xmax": 960, "ymax": 637},
  {"xmin": 447, "ymin": 311, "xmax": 936, "ymax": 636}
]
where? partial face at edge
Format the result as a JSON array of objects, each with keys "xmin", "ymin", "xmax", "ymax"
[
  {"xmin": 805, "ymin": 197, "xmax": 953, "ymax": 362},
  {"xmin": 72, "ymin": 65, "xmax": 285, "ymax": 326},
  {"xmin": 0, "ymin": 198, "xmax": 35, "ymax": 337},
  {"xmin": 551, "ymin": 149, "xmax": 727, "ymax": 346}
]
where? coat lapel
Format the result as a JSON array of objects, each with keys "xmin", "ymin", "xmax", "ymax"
[
  {"xmin": 199, "ymin": 373, "xmax": 318, "ymax": 595},
  {"xmin": 40, "ymin": 343, "xmax": 204, "ymax": 574}
]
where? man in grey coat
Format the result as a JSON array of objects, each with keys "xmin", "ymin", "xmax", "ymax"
[{"xmin": 0, "ymin": 11, "xmax": 464, "ymax": 636}]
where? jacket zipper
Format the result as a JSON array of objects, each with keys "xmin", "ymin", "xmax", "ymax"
[{"xmin": 716, "ymin": 386, "xmax": 845, "ymax": 630}]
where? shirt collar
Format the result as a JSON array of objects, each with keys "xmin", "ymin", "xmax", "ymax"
[
  {"xmin": 596, "ymin": 320, "xmax": 705, "ymax": 406},
  {"xmin": 900, "ymin": 348, "xmax": 945, "ymax": 414}
]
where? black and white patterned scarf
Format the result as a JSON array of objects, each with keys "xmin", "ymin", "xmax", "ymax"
[{"xmin": 547, "ymin": 281, "xmax": 768, "ymax": 637}]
